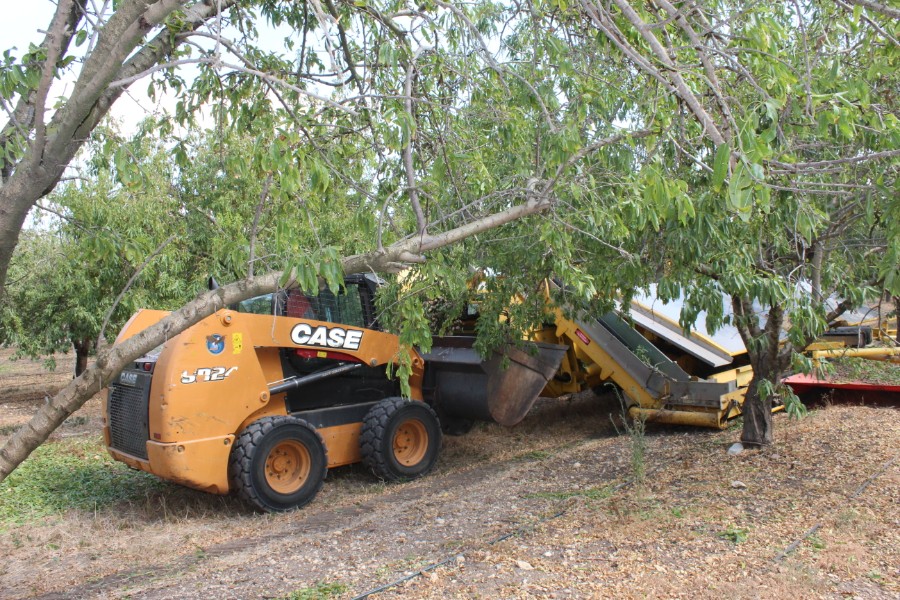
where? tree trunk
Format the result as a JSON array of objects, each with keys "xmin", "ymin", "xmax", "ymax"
[
  {"xmin": 741, "ymin": 370, "xmax": 775, "ymax": 446},
  {"xmin": 73, "ymin": 338, "xmax": 93, "ymax": 378},
  {"xmin": 732, "ymin": 295, "xmax": 792, "ymax": 446}
]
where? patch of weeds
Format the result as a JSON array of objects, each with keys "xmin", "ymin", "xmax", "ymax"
[
  {"xmin": 866, "ymin": 570, "xmax": 883, "ymax": 583},
  {"xmin": 63, "ymin": 415, "xmax": 88, "ymax": 428},
  {"xmin": 526, "ymin": 486, "xmax": 614, "ymax": 502},
  {"xmin": 835, "ymin": 508, "xmax": 859, "ymax": 528},
  {"xmin": 808, "ymin": 534, "xmax": 826, "ymax": 551},
  {"xmin": 0, "ymin": 424, "xmax": 22, "ymax": 436},
  {"xmin": 366, "ymin": 482, "xmax": 388, "ymax": 495},
  {"xmin": 830, "ymin": 356, "xmax": 900, "ymax": 386},
  {"xmin": 607, "ymin": 387, "xmax": 648, "ymax": 484},
  {"xmin": 624, "ymin": 411, "xmax": 647, "ymax": 484},
  {"xmin": 517, "ymin": 450, "xmax": 551, "ymax": 461},
  {"xmin": 443, "ymin": 539, "xmax": 465, "ymax": 551},
  {"xmin": 372, "ymin": 565, "xmax": 392, "ymax": 579},
  {"xmin": 671, "ymin": 507, "xmax": 685, "ymax": 519},
  {"xmin": 0, "ymin": 435, "xmax": 165, "ymax": 526},
  {"xmin": 719, "ymin": 525, "xmax": 749, "ymax": 544},
  {"xmin": 727, "ymin": 417, "xmax": 743, "ymax": 431},
  {"xmin": 281, "ymin": 582, "xmax": 348, "ymax": 600}
]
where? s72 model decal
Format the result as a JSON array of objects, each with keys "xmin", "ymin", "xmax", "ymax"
[{"xmin": 181, "ymin": 366, "xmax": 238, "ymax": 384}]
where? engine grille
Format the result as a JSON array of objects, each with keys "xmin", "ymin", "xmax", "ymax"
[{"xmin": 107, "ymin": 369, "xmax": 152, "ymax": 460}]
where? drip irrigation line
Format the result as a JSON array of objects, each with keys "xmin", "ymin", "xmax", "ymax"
[
  {"xmin": 774, "ymin": 455, "xmax": 897, "ymax": 562},
  {"xmin": 350, "ymin": 508, "xmax": 570, "ymax": 600},
  {"xmin": 351, "ymin": 464, "xmax": 656, "ymax": 599}
]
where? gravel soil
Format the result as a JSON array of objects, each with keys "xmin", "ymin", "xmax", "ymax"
[{"xmin": 0, "ymin": 347, "xmax": 897, "ymax": 599}]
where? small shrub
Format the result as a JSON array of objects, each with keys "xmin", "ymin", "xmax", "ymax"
[
  {"xmin": 518, "ymin": 449, "xmax": 551, "ymax": 461},
  {"xmin": 282, "ymin": 582, "xmax": 348, "ymax": 600},
  {"xmin": 607, "ymin": 385, "xmax": 648, "ymax": 484},
  {"xmin": 526, "ymin": 486, "xmax": 614, "ymax": 501},
  {"xmin": 719, "ymin": 525, "xmax": 749, "ymax": 544}
]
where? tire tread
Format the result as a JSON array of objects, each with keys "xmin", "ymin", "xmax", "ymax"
[{"xmin": 229, "ymin": 416, "xmax": 327, "ymax": 512}]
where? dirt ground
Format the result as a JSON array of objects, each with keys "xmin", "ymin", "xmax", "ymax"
[{"xmin": 0, "ymin": 347, "xmax": 897, "ymax": 599}]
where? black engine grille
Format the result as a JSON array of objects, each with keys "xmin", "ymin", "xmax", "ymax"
[{"xmin": 108, "ymin": 369, "xmax": 152, "ymax": 460}]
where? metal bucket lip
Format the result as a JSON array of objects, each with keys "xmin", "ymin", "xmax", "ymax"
[
  {"xmin": 423, "ymin": 338, "xmax": 568, "ymax": 374},
  {"xmin": 497, "ymin": 342, "xmax": 568, "ymax": 379},
  {"xmin": 426, "ymin": 336, "xmax": 567, "ymax": 353},
  {"xmin": 424, "ymin": 337, "xmax": 569, "ymax": 427}
]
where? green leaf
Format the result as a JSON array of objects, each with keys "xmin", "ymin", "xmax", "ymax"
[{"xmin": 711, "ymin": 144, "xmax": 730, "ymax": 191}]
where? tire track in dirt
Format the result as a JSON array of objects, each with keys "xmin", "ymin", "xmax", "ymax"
[{"xmin": 32, "ymin": 440, "xmax": 586, "ymax": 600}]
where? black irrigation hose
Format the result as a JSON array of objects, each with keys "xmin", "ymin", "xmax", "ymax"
[
  {"xmin": 351, "ymin": 468, "xmax": 653, "ymax": 600},
  {"xmin": 773, "ymin": 455, "xmax": 898, "ymax": 562},
  {"xmin": 350, "ymin": 509, "xmax": 569, "ymax": 600}
]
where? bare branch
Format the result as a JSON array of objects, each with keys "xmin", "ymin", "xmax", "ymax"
[
  {"xmin": 653, "ymin": 0, "xmax": 738, "ymax": 138},
  {"xmin": 767, "ymin": 149, "xmax": 900, "ymax": 173},
  {"xmin": 432, "ymin": 0, "xmax": 559, "ymax": 133},
  {"xmin": 248, "ymin": 174, "xmax": 273, "ymax": 279},
  {"xmin": 403, "ymin": 53, "xmax": 427, "ymax": 235}
]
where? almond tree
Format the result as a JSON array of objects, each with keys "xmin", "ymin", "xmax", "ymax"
[{"xmin": 541, "ymin": 0, "xmax": 899, "ymax": 444}]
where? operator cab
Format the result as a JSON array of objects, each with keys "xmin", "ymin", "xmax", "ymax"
[
  {"xmin": 226, "ymin": 274, "xmax": 398, "ymax": 412},
  {"xmin": 232, "ymin": 274, "xmax": 381, "ymax": 331}
]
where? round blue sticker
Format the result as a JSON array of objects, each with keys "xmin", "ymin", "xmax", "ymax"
[{"xmin": 207, "ymin": 334, "xmax": 225, "ymax": 355}]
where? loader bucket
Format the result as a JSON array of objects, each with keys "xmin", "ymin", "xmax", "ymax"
[{"xmin": 423, "ymin": 337, "xmax": 568, "ymax": 427}]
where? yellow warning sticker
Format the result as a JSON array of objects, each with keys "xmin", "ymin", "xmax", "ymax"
[
  {"xmin": 317, "ymin": 351, "xmax": 327, "ymax": 358},
  {"xmin": 232, "ymin": 333, "xmax": 243, "ymax": 354}
]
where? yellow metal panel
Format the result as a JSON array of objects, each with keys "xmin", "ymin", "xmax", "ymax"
[
  {"xmin": 628, "ymin": 406, "xmax": 725, "ymax": 429},
  {"xmin": 148, "ymin": 316, "xmax": 272, "ymax": 443},
  {"xmin": 319, "ymin": 423, "xmax": 364, "ymax": 468},
  {"xmin": 112, "ymin": 309, "xmax": 171, "ymax": 344},
  {"xmin": 708, "ymin": 364, "xmax": 753, "ymax": 387},
  {"xmin": 145, "ymin": 435, "xmax": 235, "ymax": 494},
  {"xmin": 812, "ymin": 347, "xmax": 900, "ymax": 362}
]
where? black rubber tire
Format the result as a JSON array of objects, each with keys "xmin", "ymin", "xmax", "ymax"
[
  {"xmin": 229, "ymin": 416, "xmax": 327, "ymax": 512},
  {"xmin": 360, "ymin": 397, "xmax": 442, "ymax": 481}
]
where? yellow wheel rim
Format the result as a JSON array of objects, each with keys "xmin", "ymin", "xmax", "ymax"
[
  {"xmin": 265, "ymin": 440, "xmax": 311, "ymax": 494},
  {"xmin": 393, "ymin": 418, "xmax": 428, "ymax": 467}
]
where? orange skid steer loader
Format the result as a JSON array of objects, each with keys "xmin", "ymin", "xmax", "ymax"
[{"xmin": 104, "ymin": 275, "xmax": 567, "ymax": 512}]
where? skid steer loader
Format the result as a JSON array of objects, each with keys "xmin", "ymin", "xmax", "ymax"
[{"xmin": 103, "ymin": 274, "xmax": 567, "ymax": 512}]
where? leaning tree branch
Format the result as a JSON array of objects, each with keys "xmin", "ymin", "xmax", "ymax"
[
  {"xmin": 767, "ymin": 149, "xmax": 900, "ymax": 173},
  {"xmin": 403, "ymin": 51, "xmax": 427, "ymax": 235},
  {"xmin": 32, "ymin": 0, "xmax": 78, "ymax": 160},
  {"xmin": 0, "ymin": 195, "xmax": 555, "ymax": 483},
  {"xmin": 653, "ymin": 0, "xmax": 738, "ymax": 138}
]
